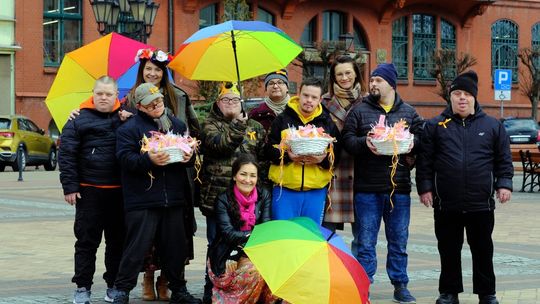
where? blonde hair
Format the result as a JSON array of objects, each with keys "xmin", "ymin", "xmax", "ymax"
[{"xmin": 94, "ymin": 75, "xmax": 118, "ymax": 91}]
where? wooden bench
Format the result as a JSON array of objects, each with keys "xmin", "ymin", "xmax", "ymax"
[{"xmin": 510, "ymin": 144, "xmax": 540, "ymax": 192}]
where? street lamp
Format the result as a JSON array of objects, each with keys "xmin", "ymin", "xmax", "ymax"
[
  {"xmin": 88, "ymin": 0, "xmax": 160, "ymax": 43},
  {"xmin": 339, "ymin": 32, "xmax": 355, "ymax": 53}
]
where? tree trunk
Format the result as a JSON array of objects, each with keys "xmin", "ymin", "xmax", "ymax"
[{"xmin": 532, "ymin": 96, "xmax": 539, "ymax": 121}]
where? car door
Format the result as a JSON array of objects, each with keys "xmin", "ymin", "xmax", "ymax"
[{"xmin": 24, "ymin": 119, "xmax": 49, "ymax": 159}]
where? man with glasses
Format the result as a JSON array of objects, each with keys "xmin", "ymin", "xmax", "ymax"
[
  {"xmin": 199, "ymin": 82, "xmax": 266, "ymax": 303},
  {"xmin": 110, "ymin": 82, "xmax": 200, "ymax": 304},
  {"xmin": 249, "ymin": 69, "xmax": 291, "ymax": 131}
]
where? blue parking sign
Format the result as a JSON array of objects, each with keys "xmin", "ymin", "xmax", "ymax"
[{"xmin": 494, "ymin": 69, "xmax": 512, "ymax": 101}]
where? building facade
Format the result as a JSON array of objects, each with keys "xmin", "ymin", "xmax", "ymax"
[
  {"xmin": 0, "ymin": 0, "xmax": 19, "ymax": 116},
  {"xmin": 11, "ymin": 0, "xmax": 540, "ymax": 132}
]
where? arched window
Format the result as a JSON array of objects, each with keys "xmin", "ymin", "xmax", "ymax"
[
  {"xmin": 322, "ymin": 11, "xmax": 345, "ymax": 41},
  {"xmin": 392, "ymin": 16, "xmax": 408, "ymax": 79},
  {"xmin": 532, "ymin": 22, "xmax": 540, "ymax": 48},
  {"xmin": 300, "ymin": 17, "xmax": 316, "ymax": 47},
  {"xmin": 441, "ymin": 19, "xmax": 456, "ymax": 50},
  {"xmin": 199, "ymin": 3, "xmax": 218, "ymax": 29},
  {"xmin": 491, "ymin": 19, "xmax": 518, "ymax": 82},
  {"xmin": 353, "ymin": 22, "xmax": 367, "ymax": 50},
  {"xmin": 412, "ymin": 14, "xmax": 436, "ymax": 80},
  {"xmin": 257, "ymin": 7, "xmax": 274, "ymax": 25}
]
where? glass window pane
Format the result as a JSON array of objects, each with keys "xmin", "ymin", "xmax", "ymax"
[
  {"xmin": 63, "ymin": 19, "xmax": 81, "ymax": 54},
  {"xmin": 200, "ymin": 4, "xmax": 217, "ymax": 29},
  {"xmin": 323, "ymin": 11, "xmax": 344, "ymax": 41},
  {"xmin": 301, "ymin": 17, "xmax": 315, "ymax": 46},
  {"xmin": 491, "ymin": 19, "xmax": 518, "ymax": 82},
  {"xmin": 44, "ymin": 0, "xmax": 59, "ymax": 14},
  {"xmin": 392, "ymin": 16, "xmax": 408, "ymax": 79},
  {"xmin": 63, "ymin": 0, "xmax": 81, "ymax": 14},
  {"xmin": 353, "ymin": 22, "xmax": 367, "ymax": 50},
  {"xmin": 532, "ymin": 23, "xmax": 540, "ymax": 47},
  {"xmin": 412, "ymin": 14, "xmax": 436, "ymax": 80},
  {"xmin": 43, "ymin": 17, "xmax": 60, "ymax": 64},
  {"xmin": 257, "ymin": 8, "xmax": 274, "ymax": 25}
]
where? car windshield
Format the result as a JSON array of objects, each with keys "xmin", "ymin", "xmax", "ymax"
[
  {"xmin": 503, "ymin": 119, "xmax": 538, "ymax": 131},
  {"xmin": 0, "ymin": 119, "xmax": 11, "ymax": 129}
]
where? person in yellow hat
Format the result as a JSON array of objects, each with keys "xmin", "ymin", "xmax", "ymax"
[{"xmin": 199, "ymin": 82, "xmax": 267, "ymax": 303}]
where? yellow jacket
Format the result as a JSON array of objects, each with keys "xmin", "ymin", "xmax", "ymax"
[{"xmin": 268, "ymin": 97, "xmax": 334, "ymax": 190}]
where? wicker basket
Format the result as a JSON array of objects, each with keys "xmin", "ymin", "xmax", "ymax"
[
  {"xmin": 371, "ymin": 136, "xmax": 413, "ymax": 156},
  {"xmin": 288, "ymin": 137, "xmax": 333, "ymax": 156},
  {"xmin": 161, "ymin": 146, "xmax": 184, "ymax": 164}
]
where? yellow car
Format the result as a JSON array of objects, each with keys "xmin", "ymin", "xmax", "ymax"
[{"xmin": 0, "ymin": 115, "xmax": 57, "ymax": 172}]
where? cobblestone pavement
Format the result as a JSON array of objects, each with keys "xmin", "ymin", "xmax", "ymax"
[{"xmin": 0, "ymin": 170, "xmax": 539, "ymax": 303}]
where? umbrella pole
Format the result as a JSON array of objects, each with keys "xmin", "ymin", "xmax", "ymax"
[{"xmin": 230, "ymin": 30, "xmax": 243, "ymax": 98}]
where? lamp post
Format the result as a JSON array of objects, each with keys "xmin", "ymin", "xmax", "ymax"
[
  {"xmin": 339, "ymin": 32, "xmax": 355, "ymax": 54},
  {"xmin": 88, "ymin": 0, "xmax": 160, "ymax": 43}
]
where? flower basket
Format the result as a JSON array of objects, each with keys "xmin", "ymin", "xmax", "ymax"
[
  {"xmin": 288, "ymin": 137, "xmax": 334, "ymax": 156},
  {"xmin": 371, "ymin": 136, "xmax": 413, "ymax": 156},
  {"xmin": 161, "ymin": 146, "xmax": 184, "ymax": 164}
]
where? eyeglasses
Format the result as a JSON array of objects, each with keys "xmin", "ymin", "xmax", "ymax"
[
  {"xmin": 267, "ymin": 80, "xmax": 286, "ymax": 87},
  {"xmin": 142, "ymin": 100, "xmax": 164, "ymax": 110},
  {"xmin": 220, "ymin": 97, "xmax": 242, "ymax": 104}
]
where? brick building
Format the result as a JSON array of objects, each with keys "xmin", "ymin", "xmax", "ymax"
[{"xmin": 5, "ymin": 0, "xmax": 540, "ymax": 133}]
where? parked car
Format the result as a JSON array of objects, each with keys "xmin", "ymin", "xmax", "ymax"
[
  {"xmin": 501, "ymin": 117, "xmax": 540, "ymax": 146},
  {"xmin": 0, "ymin": 115, "xmax": 57, "ymax": 172}
]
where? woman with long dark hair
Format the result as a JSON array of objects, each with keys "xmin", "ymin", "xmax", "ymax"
[
  {"xmin": 321, "ymin": 55, "xmax": 366, "ymax": 231},
  {"xmin": 207, "ymin": 153, "xmax": 278, "ymax": 304}
]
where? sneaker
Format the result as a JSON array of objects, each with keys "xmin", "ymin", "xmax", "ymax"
[
  {"xmin": 170, "ymin": 286, "xmax": 202, "ymax": 304},
  {"xmin": 393, "ymin": 284, "xmax": 416, "ymax": 304},
  {"xmin": 479, "ymin": 295, "xmax": 499, "ymax": 304},
  {"xmin": 73, "ymin": 287, "xmax": 91, "ymax": 304},
  {"xmin": 104, "ymin": 288, "xmax": 119, "ymax": 303},
  {"xmin": 112, "ymin": 290, "xmax": 129, "ymax": 304},
  {"xmin": 436, "ymin": 293, "xmax": 459, "ymax": 304}
]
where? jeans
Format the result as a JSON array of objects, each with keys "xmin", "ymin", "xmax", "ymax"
[{"xmin": 351, "ymin": 192, "xmax": 411, "ymax": 285}]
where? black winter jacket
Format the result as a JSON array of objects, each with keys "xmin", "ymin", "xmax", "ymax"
[
  {"xmin": 342, "ymin": 93, "xmax": 424, "ymax": 194},
  {"xmin": 416, "ymin": 104, "xmax": 513, "ymax": 212},
  {"xmin": 59, "ymin": 108, "xmax": 123, "ymax": 195},
  {"xmin": 208, "ymin": 186, "xmax": 271, "ymax": 276},
  {"xmin": 116, "ymin": 111, "xmax": 192, "ymax": 212}
]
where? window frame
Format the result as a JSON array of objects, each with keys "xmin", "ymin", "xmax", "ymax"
[
  {"xmin": 199, "ymin": 3, "xmax": 219, "ymax": 29},
  {"xmin": 43, "ymin": 0, "xmax": 82, "ymax": 67},
  {"xmin": 257, "ymin": 7, "xmax": 275, "ymax": 25},
  {"xmin": 491, "ymin": 19, "xmax": 519, "ymax": 83}
]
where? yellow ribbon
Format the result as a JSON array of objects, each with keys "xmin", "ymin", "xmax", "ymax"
[
  {"xmin": 247, "ymin": 131, "xmax": 257, "ymax": 141},
  {"xmin": 438, "ymin": 118, "xmax": 452, "ymax": 128}
]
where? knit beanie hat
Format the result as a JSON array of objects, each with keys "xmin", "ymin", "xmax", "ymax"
[
  {"xmin": 264, "ymin": 69, "xmax": 289, "ymax": 88},
  {"xmin": 449, "ymin": 70, "xmax": 478, "ymax": 99},
  {"xmin": 371, "ymin": 63, "xmax": 398, "ymax": 89},
  {"xmin": 135, "ymin": 83, "xmax": 164, "ymax": 105}
]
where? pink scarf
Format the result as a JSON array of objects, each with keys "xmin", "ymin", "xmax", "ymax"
[{"xmin": 233, "ymin": 185, "xmax": 258, "ymax": 231}]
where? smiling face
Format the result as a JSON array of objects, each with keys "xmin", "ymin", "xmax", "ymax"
[
  {"xmin": 92, "ymin": 82, "xmax": 118, "ymax": 113},
  {"xmin": 233, "ymin": 163, "xmax": 258, "ymax": 195},
  {"xmin": 265, "ymin": 78, "xmax": 288, "ymax": 102},
  {"xmin": 450, "ymin": 89, "xmax": 475, "ymax": 118},
  {"xmin": 298, "ymin": 85, "xmax": 322, "ymax": 117},
  {"xmin": 217, "ymin": 92, "xmax": 242, "ymax": 119},
  {"xmin": 334, "ymin": 62, "xmax": 357, "ymax": 90},
  {"xmin": 142, "ymin": 61, "xmax": 164, "ymax": 86}
]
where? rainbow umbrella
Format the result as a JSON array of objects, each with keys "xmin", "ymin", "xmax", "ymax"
[
  {"xmin": 45, "ymin": 33, "xmax": 152, "ymax": 130},
  {"xmin": 244, "ymin": 217, "xmax": 370, "ymax": 304},
  {"xmin": 168, "ymin": 20, "xmax": 302, "ymax": 83}
]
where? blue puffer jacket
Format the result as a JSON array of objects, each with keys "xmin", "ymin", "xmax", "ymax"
[
  {"xmin": 416, "ymin": 103, "xmax": 513, "ymax": 212},
  {"xmin": 116, "ymin": 111, "xmax": 192, "ymax": 212}
]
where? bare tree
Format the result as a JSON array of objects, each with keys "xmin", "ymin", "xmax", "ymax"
[
  {"xmin": 431, "ymin": 49, "xmax": 477, "ymax": 103},
  {"xmin": 518, "ymin": 47, "xmax": 540, "ymax": 121}
]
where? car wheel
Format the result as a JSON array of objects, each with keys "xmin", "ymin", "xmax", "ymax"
[
  {"xmin": 0, "ymin": 164, "xmax": 5, "ymax": 172},
  {"xmin": 44, "ymin": 147, "xmax": 57, "ymax": 171},
  {"xmin": 12, "ymin": 148, "xmax": 27, "ymax": 172}
]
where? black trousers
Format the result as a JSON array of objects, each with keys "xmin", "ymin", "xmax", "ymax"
[
  {"xmin": 72, "ymin": 186, "xmax": 125, "ymax": 289},
  {"xmin": 434, "ymin": 209, "xmax": 496, "ymax": 296},
  {"xmin": 114, "ymin": 206, "xmax": 187, "ymax": 293}
]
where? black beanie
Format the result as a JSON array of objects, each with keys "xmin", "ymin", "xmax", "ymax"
[
  {"xmin": 371, "ymin": 63, "xmax": 398, "ymax": 89},
  {"xmin": 449, "ymin": 70, "xmax": 478, "ymax": 99}
]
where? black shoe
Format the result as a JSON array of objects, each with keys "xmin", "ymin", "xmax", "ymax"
[
  {"xmin": 111, "ymin": 290, "xmax": 129, "ymax": 304},
  {"xmin": 436, "ymin": 293, "xmax": 459, "ymax": 304},
  {"xmin": 170, "ymin": 286, "xmax": 202, "ymax": 304},
  {"xmin": 479, "ymin": 295, "xmax": 499, "ymax": 304}
]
